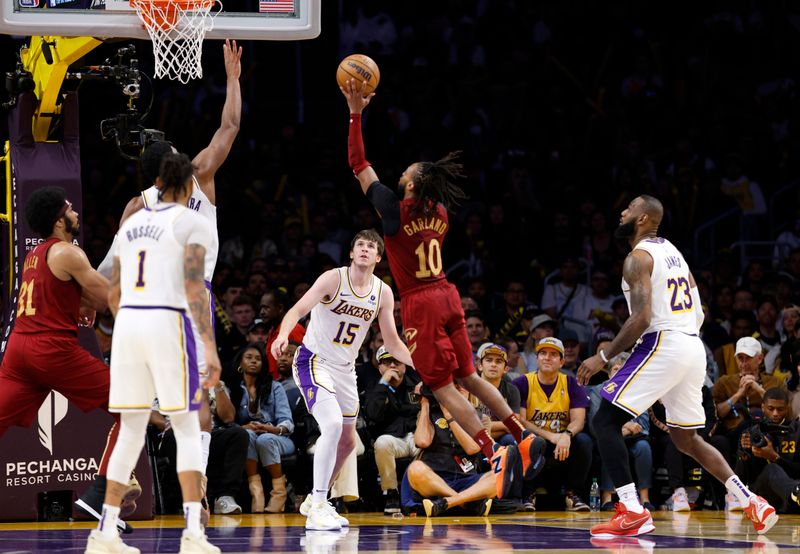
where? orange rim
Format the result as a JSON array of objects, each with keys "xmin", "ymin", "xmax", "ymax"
[{"xmin": 130, "ymin": 0, "xmax": 214, "ymax": 30}]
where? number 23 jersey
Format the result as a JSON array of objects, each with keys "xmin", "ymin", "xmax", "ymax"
[
  {"xmin": 622, "ymin": 237, "xmax": 698, "ymax": 336},
  {"xmin": 384, "ymin": 199, "xmax": 449, "ymax": 295}
]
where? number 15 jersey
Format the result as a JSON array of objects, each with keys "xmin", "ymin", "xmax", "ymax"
[
  {"xmin": 622, "ymin": 237, "xmax": 698, "ymax": 336},
  {"xmin": 384, "ymin": 199, "xmax": 449, "ymax": 295}
]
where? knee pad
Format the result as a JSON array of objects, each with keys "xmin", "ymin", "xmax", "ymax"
[{"xmin": 170, "ymin": 411, "xmax": 203, "ymax": 474}]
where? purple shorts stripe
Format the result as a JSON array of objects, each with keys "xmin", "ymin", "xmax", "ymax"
[
  {"xmin": 205, "ymin": 280, "xmax": 215, "ymax": 334},
  {"xmin": 294, "ymin": 344, "xmax": 336, "ymax": 411},
  {"xmin": 599, "ymin": 331, "xmax": 662, "ymax": 414},
  {"xmin": 181, "ymin": 312, "xmax": 201, "ymax": 412}
]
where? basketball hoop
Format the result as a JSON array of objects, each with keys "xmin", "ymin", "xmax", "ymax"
[{"xmin": 130, "ymin": 0, "xmax": 220, "ymax": 84}]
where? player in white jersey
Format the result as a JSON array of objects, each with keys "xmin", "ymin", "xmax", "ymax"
[
  {"xmin": 578, "ymin": 195, "xmax": 777, "ymax": 538},
  {"xmin": 85, "ymin": 153, "xmax": 222, "ymax": 554},
  {"xmin": 271, "ymin": 229, "xmax": 414, "ymax": 531},
  {"xmin": 87, "ymin": 39, "xmax": 242, "ymax": 526}
]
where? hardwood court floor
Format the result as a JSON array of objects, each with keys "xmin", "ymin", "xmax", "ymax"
[{"xmin": 0, "ymin": 511, "xmax": 798, "ymax": 553}]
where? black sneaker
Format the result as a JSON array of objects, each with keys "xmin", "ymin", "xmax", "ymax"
[
  {"xmin": 519, "ymin": 432, "xmax": 547, "ymax": 481},
  {"xmin": 74, "ymin": 476, "xmax": 133, "ymax": 534},
  {"xmin": 466, "ymin": 498, "xmax": 492, "ymax": 516},
  {"xmin": 422, "ymin": 498, "xmax": 448, "ymax": 517},
  {"xmin": 521, "ymin": 494, "xmax": 536, "ymax": 512},
  {"xmin": 791, "ymin": 483, "xmax": 800, "ymax": 507},
  {"xmin": 383, "ymin": 489, "xmax": 401, "ymax": 515}
]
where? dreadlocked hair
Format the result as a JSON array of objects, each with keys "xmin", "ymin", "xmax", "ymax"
[
  {"xmin": 158, "ymin": 152, "xmax": 194, "ymax": 201},
  {"xmin": 412, "ymin": 151, "xmax": 468, "ymax": 216}
]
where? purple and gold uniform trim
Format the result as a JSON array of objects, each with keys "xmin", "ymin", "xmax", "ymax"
[
  {"xmin": 599, "ymin": 331, "xmax": 662, "ymax": 416},
  {"xmin": 293, "ymin": 344, "xmax": 335, "ymax": 411}
]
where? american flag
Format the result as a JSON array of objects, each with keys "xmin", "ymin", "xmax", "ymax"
[{"xmin": 259, "ymin": 0, "xmax": 294, "ymax": 13}]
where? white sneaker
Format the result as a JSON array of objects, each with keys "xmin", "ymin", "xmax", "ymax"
[
  {"xmin": 300, "ymin": 496, "xmax": 349, "ymax": 527},
  {"xmin": 725, "ymin": 493, "xmax": 743, "ymax": 512},
  {"xmin": 85, "ymin": 530, "xmax": 140, "ymax": 554},
  {"xmin": 179, "ymin": 529, "xmax": 221, "ymax": 554},
  {"xmin": 671, "ymin": 488, "xmax": 691, "ymax": 512},
  {"xmin": 305, "ymin": 501, "xmax": 343, "ymax": 531},
  {"xmin": 213, "ymin": 495, "xmax": 242, "ymax": 515}
]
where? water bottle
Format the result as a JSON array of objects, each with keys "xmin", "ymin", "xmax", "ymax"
[{"xmin": 589, "ymin": 478, "xmax": 601, "ymax": 511}]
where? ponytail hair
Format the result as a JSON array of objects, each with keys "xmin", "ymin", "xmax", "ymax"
[{"xmin": 158, "ymin": 152, "xmax": 194, "ymax": 201}]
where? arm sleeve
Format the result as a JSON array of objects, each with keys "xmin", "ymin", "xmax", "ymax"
[
  {"xmin": 366, "ymin": 181, "xmax": 402, "ymax": 236},
  {"xmin": 97, "ymin": 234, "xmax": 119, "ymax": 279}
]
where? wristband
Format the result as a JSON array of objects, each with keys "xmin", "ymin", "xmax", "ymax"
[{"xmin": 599, "ymin": 349, "xmax": 609, "ymax": 363}]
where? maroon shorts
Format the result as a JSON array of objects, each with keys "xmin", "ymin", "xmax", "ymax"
[
  {"xmin": 400, "ymin": 282, "xmax": 475, "ymax": 390},
  {"xmin": 0, "ymin": 332, "xmax": 110, "ymax": 433}
]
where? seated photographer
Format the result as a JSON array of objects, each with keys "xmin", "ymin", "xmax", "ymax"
[
  {"xmin": 364, "ymin": 345, "xmax": 421, "ymax": 515},
  {"xmin": 400, "ymin": 383, "xmax": 495, "ymax": 517},
  {"xmin": 735, "ymin": 387, "xmax": 800, "ymax": 513},
  {"xmin": 712, "ymin": 337, "xmax": 786, "ymax": 466},
  {"xmin": 512, "ymin": 337, "xmax": 592, "ymax": 511}
]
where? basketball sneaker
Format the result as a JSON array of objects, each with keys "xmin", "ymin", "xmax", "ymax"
[
  {"xmin": 489, "ymin": 443, "xmax": 520, "ymax": 499},
  {"xmin": 84, "ymin": 530, "xmax": 140, "ymax": 554},
  {"xmin": 671, "ymin": 488, "xmax": 691, "ymax": 512},
  {"xmin": 299, "ymin": 496, "xmax": 349, "ymax": 527},
  {"xmin": 422, "ymin": 498, "xmax": 448, "ymax": 517},
  {"xmin": 75, "ymin": 476, "xmax": 133, "ymax": 534},
  {"xmin": 518, "ymin": 432, "xmax": 547, "ymax": 480},
  {"xmin": 744, "ymin": 495, "xmax": 778, "ymax": 535},
  {"xmin": 305, "ymin": 501, "xmax": 343, "ymax": 531},
  {"xmin": 590, "ymin": 503, "xmax": 655, "ymax": 538},
  {"xmin": 179, "ymin": 529, "xmax": 221, "ymax": 554}
]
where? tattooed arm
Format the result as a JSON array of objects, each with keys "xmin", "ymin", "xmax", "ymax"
[
  {"xmin": 184, "ymin": 243, "xmax": 221, "ymax": 388},
  {"xmin": 578, "ymin": 250, "xmax": 652, "ymax": 385}
]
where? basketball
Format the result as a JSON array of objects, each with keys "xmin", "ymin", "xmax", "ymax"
[{"xmin": 336, "ymin": 54, "xmax": 380, "ymax": 95}]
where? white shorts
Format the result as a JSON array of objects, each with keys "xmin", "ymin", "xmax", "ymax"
[
  {"xmin": 109, "ymin": 307, "xmax": 202, "ymax": 414},
  {"xmin": 599, "ymin": 330, "xmax": 706, "ymax": 429},
  {"xmin": 292, "ymin": 344, "xmax": 359, "ymax": 422}
]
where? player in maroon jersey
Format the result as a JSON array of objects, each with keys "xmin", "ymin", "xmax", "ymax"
[
  {"xmin": 341, "ymin": 80, "xmax": 546, "ymax": 498},
  {"xmin": 0, "ymin": 187, "xmax": 136, "ymax": 533}
]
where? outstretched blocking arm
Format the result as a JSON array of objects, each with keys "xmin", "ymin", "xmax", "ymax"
[
  {"xmin": 270, "ymin": 269, "xmax": 339, "ymax": 358},
  {"xmin": 577, "ymin": 250, "xmax": 653, "ymax": 385},
  {"xmin": 191, "ymin": 39, "xmax": 242, "ymax": 204},
  {"xmin": 376, "ymin": 286, "xmax": 414, "ymax": 367}
]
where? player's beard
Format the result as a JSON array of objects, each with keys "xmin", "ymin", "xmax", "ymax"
[
  {"xmin": 396, "ymin": 181, "xmax": 406, "ymax": 196},
  {"xmin": 63, "ymin": 215, "xmax": 79, "ymax": 238},
  {"xmin": 614, "ymin": 219, "xmax": 636, "ymax": 239}
]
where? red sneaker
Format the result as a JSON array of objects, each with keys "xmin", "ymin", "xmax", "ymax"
[
  {"xmin": 590, "ymin": 503, "xmax": 655, "ymax": 538},
  {"xmin": 744, "ymin": 495, "xmax": 778, "ymax": 535},
  {"xmin": 519, "ymin": 433, "xmax": 547, "ymax": 480},
  {"xmin": 490, "ymin": 444, "xmax": 520, "ymax": 499}
]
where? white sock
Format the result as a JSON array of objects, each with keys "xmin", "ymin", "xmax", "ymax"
[
  {"xmin": 725, "ymin": 475, "xmax": 753, "ymax": 505},
  {"xmin": 199, "ymin": 431, "xmax": 211, "ymax": 475},
  {"xmin": 99, "ymin": 504, "xmax": 120, "ymax": 539},
  {"xmin": 184, "ymin": 501, "xmax": 203, "ymax": 535},
  {"xmin": 616, "ymin": 482, "xmax": 644, "ymax": 513},
  {"xmin": 312, "ymin": 489, "xmax": 328, "ymax": 504}
]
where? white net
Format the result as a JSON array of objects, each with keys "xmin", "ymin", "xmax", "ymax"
[{"xmin": 130, "ymin": 0, "xmax": 220, "ymax": 84}]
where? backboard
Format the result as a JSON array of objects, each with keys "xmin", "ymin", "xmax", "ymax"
[{"xmin": 0, "ymin": 0, "xmax": 320, "ymax": 41}]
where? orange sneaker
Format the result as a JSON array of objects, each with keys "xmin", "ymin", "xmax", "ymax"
[
  {"xmin": 590, "ymin": 503, "xmax": 655, "ymax": 538},
  {"xmin": 490, "ymin": 444, "xmax": 520, "ymax": 499},
  {"xmin": 518, "ymin": 433, "xmax": 547, "ymax": 480},
  {"xmin": 744, "ymin": 495, "xmax": 778, "ymax": 535}
]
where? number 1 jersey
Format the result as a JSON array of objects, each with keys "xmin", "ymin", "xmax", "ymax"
[
  {"xmin": 384, "ymin": 199, "xmax": 449, "ymax": 295},
  {"xmin": 115, "ymin": 204, "xmax": 213, "ymax": 310}
]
